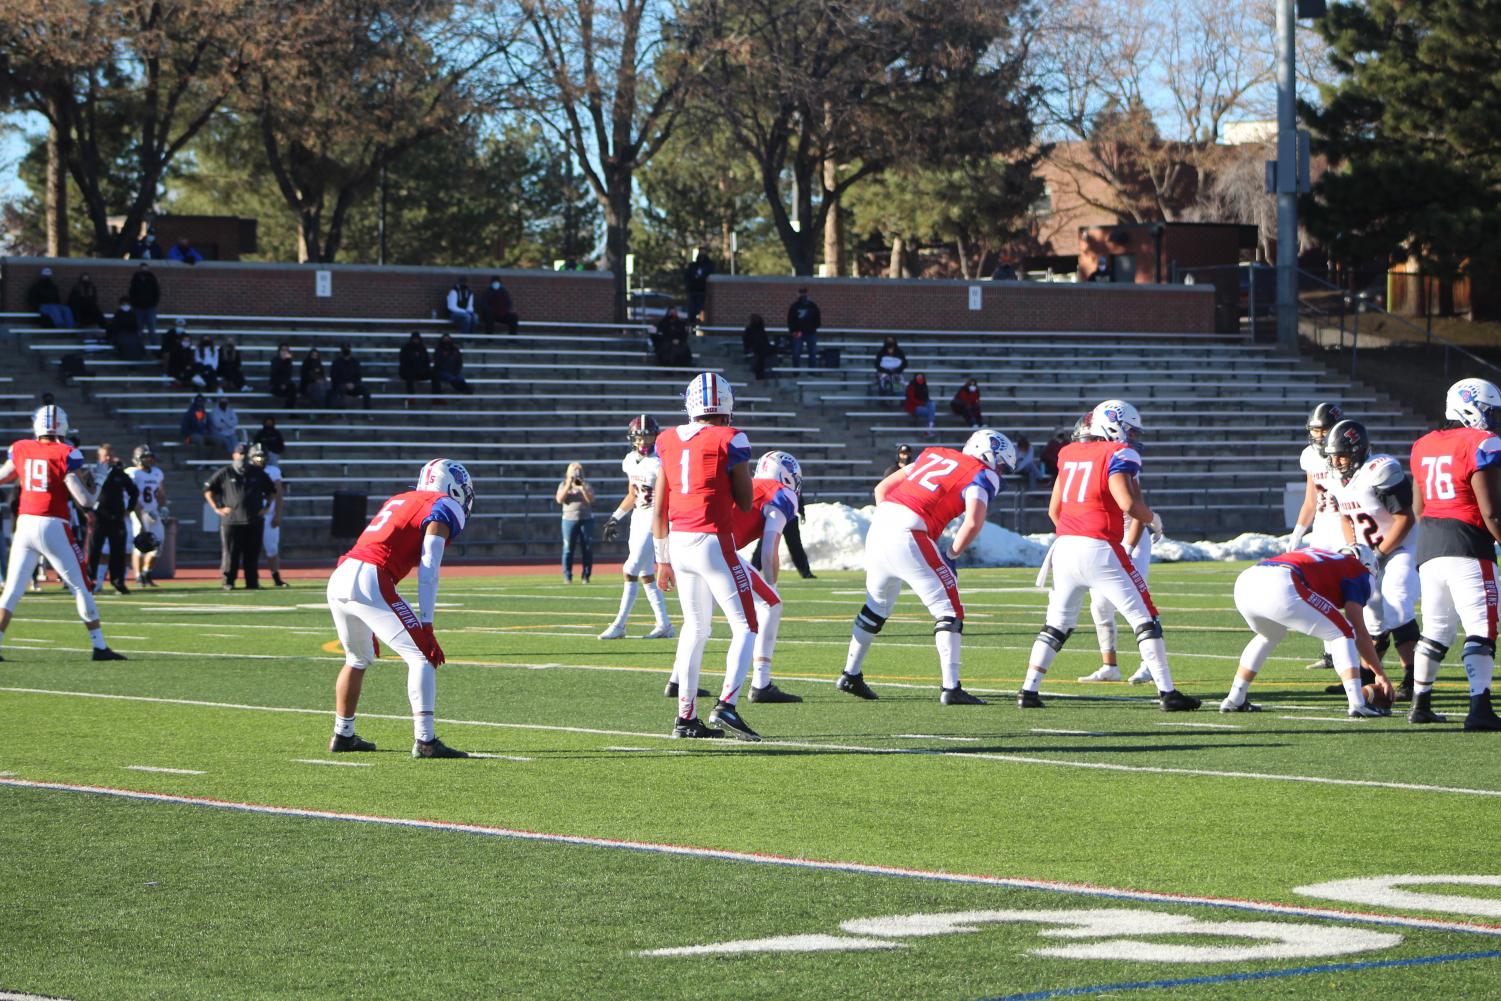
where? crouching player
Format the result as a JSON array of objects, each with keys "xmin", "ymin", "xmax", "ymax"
[
  {"xmin": 1219, "ymin": 545, "xmax": 1392, "ymax": 717},
  {"xmin": 1021, "ymin": 400, "xmax": 1199, "ymax": 711},
  {"xmin": 730, "ymin": 450, "xmax": 803, "ymax": 703},
  {"xmin": 325, "ymin": 458, "xmax": 475, "ymax": 757},
  {"xmin": 837, "ymin": 428, "xmax": 1015, "ymax": 704},
  {"xmin": 598, "ymin": 415, "xmax": 674, "ymax": 640}
]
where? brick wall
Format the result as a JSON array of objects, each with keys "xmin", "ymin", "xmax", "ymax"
[
  {"xmin": 0, "ymin": 257, "xmax": 616, "ymax": 324},
  {"xmin": 705, "ymin": 275, "xmax": 1215, "ymax": 335}
]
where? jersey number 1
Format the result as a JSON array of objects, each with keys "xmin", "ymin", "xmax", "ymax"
[{"xmin": 23, "ymin": 458, "xmax": 48, "ymax": 492}]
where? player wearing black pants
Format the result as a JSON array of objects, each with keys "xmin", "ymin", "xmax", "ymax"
[
  {"xmin": 203, "ymin": 444, "xmax": 273, "ymax": 590},
  {"xmin": 87, "ymin": 446, "xmax": 138, "ymax": 594}
]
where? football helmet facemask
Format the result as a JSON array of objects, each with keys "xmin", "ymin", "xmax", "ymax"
[
  {"xmin": 1070, "ymin": 413, "xmax": 1095, "ymax": 442},
  {"xmin": 1445, "ymin": 378, "xmax": 1501, "ymax": 431},
  {"xmin": 963, "ymin": 428, "xmax": 1017, "ymax": 474},
  {"xmin": 417, "ymin": 458, "xmax": 476, "ymax": 516},
  {"xmin": 627, "ymin": 414, "xmax": 660, "ymax": 455},
  {"xmin": 1323, "ymin": 419, "xmax": 1370, "ymax": 483},
  {"xmin": 1338, "ymin": 543, "xmax": 1380, "ymax": 578},
  {"xmin": 754, "ymin": 450, "xmax": 802, "ymax": 496},
  {"xmin": 132, "ymin": 444, "xmax": 155, "ymax": 467},
  {"xmin": 1305, "ymin": 402, "xmax": 1344, "ymax": 447},
  {"xmin": 246, "ymin": 442, "xmax": 269, "ymax": 467}
]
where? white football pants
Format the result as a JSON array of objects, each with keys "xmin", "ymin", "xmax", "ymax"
[
  {"xmin": 860, "ymin": 503, "xmax": 963, "ymax": 621},
  {"xmin": 1090, "ymin": 531, "xmax": 1151, "ymax": 652},
  {"xmin": 1363, "ymin": 546, "xmax": 1417, "ymax": 635},
  {"xmin": 326, "ymin": 558, "xmax": 435, "ymax": 723},
  {"xmin": 1233, "ymin": 563, "xmax": 1358, "ymax": 673},
  {"xmin": 668, "ymin": 530, "xmax": 762, "ymax": 719},
  {"xmin": 0, "ymin": 514, "xmax": 98, "ymax": 621},
  {"xmin": 622, "ymin": 516, "xmax": 655, "ymax": 576}
]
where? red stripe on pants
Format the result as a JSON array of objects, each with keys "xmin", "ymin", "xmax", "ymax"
[
  {"xmin": 911, "ymin": 531, "xmax": 964, "ymax": 619},
  {"xmin": 717, "ymin": 532, "xmax": 759, "ymax": 632},
  {"xmin": 374, "ymin": 567, "xmax": 429, "ymax": 654},
  {"xmin": 1484, "ymin": 560, "xmax": 1499, "ymax": 641},
  {"xmin": 1289, "ymin": 571, "xmax": 1354, "ymax": 638},
  {"xmin": 64, "ymin": 524, "xmax": 94, "ymax": 593},
  {"xmin": 1108, "ymin": 540, "xmax": 1158, "ymax": 619},
  {"xmin": 746, "ymin": 560, "xmax": 780, "ymax": 607}
]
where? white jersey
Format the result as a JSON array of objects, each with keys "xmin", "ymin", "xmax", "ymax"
[
  {"xmin": 1300, "ymin": 444, "xmax": 1344, "ymax": 541},
  {"xmin": 263, "ymin": 462, "xmax": 284, "ymax": 518},
  {"xmin": 127, "ymin": 465, "xmax": 166, "ymax": 514},
  {"xmin": 621, "ymin": 451, "xmax": 660, "ymax": 516},
  {"xmin": 1328, "ymin": 452, "xmax": 1413, "ymax": 552}
]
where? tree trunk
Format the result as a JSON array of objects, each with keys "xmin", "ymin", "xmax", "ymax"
[
  {"xmin": 888, "ymin": 235, "xmax": 905, "ymax": 278},
  {"xmin": 822, "ymin": 158, "xmax": 842, "ymax": 277},
  {"xmin": 603, "ymin": 172, "xmax": 632, "ymax": 322},
  {"xmin": 297, "ymin": 208, "xmax": 322, "ymax": 264},
  {"xmin": 45, "ymin": 92, "xmax": 69, "ymax": 258},
  {"xmin": 955, "ymin": 235, "xmax": 971, "ymax": 280}
]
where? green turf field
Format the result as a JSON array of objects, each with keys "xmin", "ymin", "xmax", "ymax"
[{"xmin": 3, "ymin": 563, "xmax": 1500, "ymax": 1000}]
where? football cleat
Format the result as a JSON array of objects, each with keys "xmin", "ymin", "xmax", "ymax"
[
  {"xmin": 663, "ymin": 681, "xmax": 709, "ymax": 698},
  {"xmin": 1017, "ymin": 689, "xmax": 1046, "ymax": 709},
  {"xmin": 329, "ymin": 732, "xmax": 376, "ymax": 753},
  {"xmin": 1078, "ymin": 665, "xmax": 1121, "ymax": 682},
  {"xmin": 940, "ymin": 686, "xmax": 986, "ymax": 706},
  {"xmin": 1306, "ymin": 654, "xmax": 1334, "ymax": 671},
  {"xmin": 1395, "ymin": 680, "xmax": 1414, "ymax": 702},
  {"xmin": 671, "ymin": 717, "xmax": 724, "ymax": 739},
  {"xmin": 748, "ymin": 683, "xmax": 802, "ymax": 703},
  {"xmin": 837, "ymin": 671, "xmax": 878, "ymax": 700},
  {"xmin": 1408, "ymin": 691, "xmax": 1448, "ymax": 724},
  {"xmin": 412, "ymin": 736, "xmax": 468, "ymax": 759},
  {"xmin": 1219, "ymin": 696, "xmax": 1261, "ymax": 713},
  {"xmin": 644, "ymin": 623, "xmax": 676, "ymax": 639},
  {"xmin": 1348, "ymin": 704, "xmax": 1386, "ymax": 718},
  {"xmin": 1159, "ymin": 690, "xmax": 1202, "ymax": 712},
  {"xmin": 707, "ymin": 701, "xmax": 762, "ymax": 741},
  {"xmin": 92, "ymin": 647, "xmax": 127, "ymax": 661},
  {"xmin": 112, "ymin": 581, "xmax": 129, "ymax": 595},
  {"xmin": 1464, "ymin": 690, "xmax": 1501, "ymax": 732},
  {"xmin": 1128, "ymin": 665, "xmax": 1154, "ymax": 685},
  {"xmin": 597, "ymin": 623, "xmax": 627, "ymax": 640}
]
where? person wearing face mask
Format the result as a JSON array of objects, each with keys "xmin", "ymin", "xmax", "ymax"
[
  {"xmin": 904, "ymin": 373, "xmax": 937, "ymax": 431},
  {"xmin": 330, "ymin": 342, "xmax": 371, "ymax": 408},
  {"xmin": 480, "ymin": 275, "xmax": 519, "ymax": 336},
  {"xmin": 207, "ymin": 396, "xmax": 239, "ymax": 455},
  {"xmin": 269, "ymin": 342, "xmax": 297, "ymax": 409},
  {"xmin": 874, "ymin": 336, "xmax": 907, "ymax": 397},
  {"xmin": 107, "ymin": 297, "xmax": 139, "ymax": 348},
  {"xmin": 217, "ymin": 340, "xmax": 247, "ymax": 391},
  {"xmin": 179, "ymin": 394, "xmax": 211, "ymax": 447},
  {"xmin": 127, "ymin": 261, "xmax": 160, "ymax": 341},
  {"xmin": 252, "ymin": 416, "xmax": 285, "ymax": 459},
  {"xmin": 951, "ymin": 378, "xmax": 983, "ymax": 428},
  {"xmin": 193, "ymin": 336, "xmax": 221, "ymax": 392},
  {"xmin": 301, "ymin": 347, "xmax": 330, "ymax": 406},
  {"xmin": 203, "ymin": 443, "xmax": 273, "ymax": 591},
  {"xmin": 67, "ymin": 272, "xmax": 105, "ymax": 331},
  {"xmin": 785, "ymin": 287, "xmax": 821, "ymax": 369},
  {"xmin": 129, "ymin": 227, "xmax": 166, "ymax": 260},
  {"xmin": 398, "ymin": 331, "xmax": 432, "ymax": 401}
]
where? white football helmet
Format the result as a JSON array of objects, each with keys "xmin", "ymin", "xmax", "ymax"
[
  {"xmin": 1445, "ymin": 378, "xmax": 1501, "ymax": 431},
  {"xmin": 1089, "ymin": 399, "xmax": 1143, "ymax": 444},
  {"xmin": 32, "ymin": 404, "xmax": 69, "ymax": 440},
  {"xmin": 684, "ymin": 372, "xmax": 734, "ymax": 419},
  {"xmin": 1339, "ymin": 543, "xmax": 1380, "ymax": 578},
  {"xmin": 962, "ymin": 427, "xmax": 1017, "ymax": 474},
  {"xmin": 417, "ymin": 458, "xmax": 475, "ymax": 516},
  {"xmin": 754, "ymin": 450, "xmax": 802, "ymax": 496}
]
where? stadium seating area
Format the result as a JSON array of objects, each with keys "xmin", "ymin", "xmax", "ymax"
[{"xmin": 4, "ymin": 308, "xmax": 1422, "ymax": 564}]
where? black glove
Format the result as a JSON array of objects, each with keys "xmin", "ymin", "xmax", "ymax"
[{"xmin": 602, "ymin": 517, "xmax": 621, "ymax": 542}]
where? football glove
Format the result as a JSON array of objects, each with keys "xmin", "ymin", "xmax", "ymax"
[
  {"xmin": 417, "ymin": 623, "xmax": 446, "ymax": 667},
  {"xmin": 939, "ymin": 548, "xmax": 959, "ymax": 580},
  {"xmin": 602, "ymin": 517, "xmax": 621, "ymax": 542},
  {"xmin": 1149, "ymin": 512, "xmax": 1164, "ymax": 544}
]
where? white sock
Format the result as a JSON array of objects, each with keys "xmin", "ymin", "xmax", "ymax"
[
  {"xmin": 408, "ymin": 661, "xmax": 436, "ymax": 740},
  {"xmin": 1022, "ymin": 667, "xmax": 1046, "ymax": 693},
  {"xmin": 613, "ymin": 581, "xmax": 639, "ymax": 627},
  {"xmin": 752, "ymin": 658, "xmax": 772, "ymax": 689},
  {"xmin": 1138, "ymin": 635, "xmax": 1173, "ymax": 691},
  {"xmin": 334, "ymin": 715, "xmax": 356, "ymax": 737},
  {"xmin": 87, "ymin": 627, "xmax": 106, "ymax": 651},
  {"xmin": 844, "ymin": 627, "xmax": 875, "ymax": 676},
  {"xmin": 1343, "ymin": 675, "xmax": 1365, "ymax": 709},
  {"xmin": 644, "ymin": 581, "xmax": 670, "ymax": 628},
  {"xmin": 1462, "ymin": 650, "xmax": 1495, "ymax": 697},
  {"xmin": 1229, "ymin": 677, "xmax": 1252, "ymax": 703},
  {"xmin": 415, "ymin": 712, "xmax": 436, "ymax": 742},
  {"xmin": 720, "ymin": 627, "xmax": 754, "ymax": 706},
  {"xmin": 936, "ymin": 630, "xmax": 961, "ymax": 689},
  {"xmin": 753, "ymin": 602, "xmax": 782, "ymax": 686}
]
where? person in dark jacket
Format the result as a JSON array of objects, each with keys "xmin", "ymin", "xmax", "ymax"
[
  {"xmin": 329, "ymin": 342, "xmax": 371, "ymax": 407},
  {"xmin": 480, "ymin": 275, "xmax": 519, "ymax": 336},
  {"xmin": 653, "ymin": 308, "xmax": 693, "ymax": 366},
  {"xmin": 106, "ymin": 297, "xmax": 138, "ymax": 346},
  {"xmin": 27, "ymin": 267, "xmax": 73, "ymax": 328},
  {"xmin": 951, "ymin": 378, "xmax": 983, "ymax": 428},
  {"xmin": 300, "ymin": 347, "xmax": 329, "ymax": 406},
  {"xmin": 742, "ymin": 313, "xmax": 773, "ymax": 380},
  {"xmin": 217, "ymin": 341, "xmax": 247, "ymax": 391},
  {"xmin": 86, "ymin": 443, "xmax": 139, "ymax": 594},
  {"xmin": 786, "ymin": 287, "xmax": 821, "ymax": 369},
  {"xmin": 163, "ymin": 327, "xmax": 196, "ymax": 384},
  {"xmin": 432, "ymin": 333, "xmax": 473, "ymax": 394},
  {"xmin": 904, "ymin": 373, "xmax": 936, "ymax": 430},
  {"xmin": 883, "ymin": 443, "xmax": 915, "ymax": 477},
  {"xmin": 67, "ymin": 273, "xmax": 105, "ymax": 330},
  {"xmin": 398, "ymin": 331, "xmax": 432, "ymax": 398},
  {"xmin": 203, "ymin": 444, "xmax": 273, "ymax": 590},
  {"xmin": 683, "ymin": 249, "xmax": 714, "ymax": 323},
  {"xmin": 874, "ymin": 335, "xmax": 907, "ymax": 396},
  {"xmin": 129, "ymin": 227, "xmax": 166, "ymax": 260},
  {"xmin": 167, "ymin": 236, "xmax": 203, "ymax": 264},
  {"xmin": 127, "ymin": 261, "xmax": 161, "ymax": 342},
  {"xmin": 252, "ymin": 417, "xmax": 286, "ymax": 458},
  {"xmin": 180, "ymin": 394, "xmax": 211, "ymax": 446}
]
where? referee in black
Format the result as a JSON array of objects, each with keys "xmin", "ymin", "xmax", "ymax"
[
  {"xmin": 203, "ymin": 443, "xmax": 273, "ymax": 590},
  {"xmin": 87, "ymin": 443, "xmax": 139, "ymax": 594}
]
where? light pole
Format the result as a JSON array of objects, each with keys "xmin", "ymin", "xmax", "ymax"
[{"xmin": 1275, "ymin": 0, "xmax": 1298, "ymax": 351}]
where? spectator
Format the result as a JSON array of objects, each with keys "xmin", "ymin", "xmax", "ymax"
[
  {"xmin": 27, "ymin": 267, "xmax": 73, "ymax": 329},
  {"xmin": 555, "ymin": 462, "xmax": 595, "ymax": 583},
  {"xmin": 398, "ymin": 330, "xmax": 432, "ymax": 398},
  {"xmin": 193, "ymin": 336, "xmax": 221, "ymax": 392},
  {"xmin": 252, "ymin": 416, "xmax": 285, "ymax": 459},
  {"xmin": 164, "ymin": 327, "xmax": 197, "ymax": 385},
  {"xmin": 207, "ymin": 395, "xmax": 240, "ymax": 455},
  {"xmin": 1089, "ymin": 257, "xmax": 1110, "ymax": 282},
  {"xmin": 105, "ymin": 297, "xmax": 139, "ymax": 346},
  {"xmin": 268, "ymin": 342, "xmax": 297, "ymax": 409},
  {"xmin": 217, "ymin": 341, "xmax": 247, "ymax": 391},
  {"xmin": 446, "ymin": 276, "xmax": 478, "ymax": 333},
  {"xmin": 480, "ymin": 275, "xmax": 519, "ymax": 336},
  {"xmin": 951, "ymin": 378, "xmax": 983, "ymax": 428},
  {"xmin": 1039, "ymin": 428, "xmax": 1070, "ymax": 478},
  {"xmin": 158, "ymin": 316, "xmax": 187, "ymax": 362},
  {"xmin": 167, "ymin": 235, "xmax": 203, "ymax": 265},
  {"xmin": 1012, "ymin": 435, "xmax": 1045, "ymax": 490},
  {"xmin": 683, "ymin": 248, "xmax": 714, "ymax": 323},
  {"xmin": 85, "ymin": 443, "xmax": 138, "ymax": 595},
  {"xmin": 904, "ymin": 373, "xmax": 937, "ymax": 430},
  {"xmin": 128, "ymin": 261, "xmax": 161, "ymax": 342},
  {"xmin": 179, "ymin": 394, "xmax": 211, "ymax": 446},
  {"xmin": 129, "ymin": 227, "xmax": 166, "ymax": 260},
  {"xmin": 432, "ymin": 333, "xmax": 473, "ymax": 394},
  {"xmin": 652, "ymin": 307, "xmax": 693, "ymax": 367},
  {"xmin": 874, "ymin": 335, "xmax": 907, "ymax": 396},
  {"xmin": 300, "ymin": 347, "xmax": 330, "ymax": 406},
  {"xmin": 990, "ymin": 257, "xmax": 1019, "ymax": 281},
  {"xmin": 883, "ymin": 442, "xmax": 915, "ymax": 477},
  {"xmin": 67, "ymin": 272, "xmax": 105, "ymax": 330},
  {"xmin": 786, "ymin": 286, "xmax": 822, "ymax": 369},
  {"xmin": 742, "ymin": 313, "xmax": 773, "ymax": 380},
  {"xmin": 329, "ymin": 342, "xmax": 371, "ymax": 408},
  {"xmin": 203, "ymin": 443, "xmax": 273, "ymax": 590}
]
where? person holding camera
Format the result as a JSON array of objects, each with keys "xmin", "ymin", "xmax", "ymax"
[{"xmin": 556, "ymin": 462, "xmax": 596, "ymax": 583}]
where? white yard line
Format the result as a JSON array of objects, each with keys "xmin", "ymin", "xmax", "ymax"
[
  {"xmin": 292, "ymin": 758, "xmax": 372, "ymax": 768},
  {"xmin": 1158, "ymin": 722, "xmax": 1244, "ymax": 730},
  {"xmin": 1280, "ymin": 715, "xmax": 1369, "ymax": 724},
  {"xmin": 467, "ymin": 753, "xmax": 533, "ymax": 762},
  {"xmin": 1030, "ymin": 729, "xmax": 1108, "ymax": 737},
  {"xmin": 123, "ymin": 765, "xmax": 206, "ymax": 775},
  {"xmin": 893, "ymin": 734, "xmax": 980, "ymax": 742}
]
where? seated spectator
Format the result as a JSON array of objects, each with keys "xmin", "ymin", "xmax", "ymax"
[
  {"xmin": 1012, "ymin": 435, "xmax": 1045, "ymax": 490},
  {"xmin": 951, "ymin": 378, "xmax": 983, "ymax": 428},
  {"xmin": 446, "ymin": 276, "xmax": 478, "ymax": 333},
  {"xmin": 399, "ymin": 330, "xmax": 432, "ymax": 398},
  {"xmin": 329, "ymin": 342, "xmax": 371, "ymax": 408},
  {"xmin": 652, "ymin": 307, "xmax": 693, "ymax": 366},
  {"xmin": 300, "ymin": 347, "xmax": 330, "ymax": 406},
  {"xmin": 27, "ymin": 267, "xmax": 74, "ymax": 329},
  {"xmin": 129, "ymin": 227, "xmax": 166, "ymax": 260},
  {"xmin": 432, "ymin": 333, "xmax": 473, "ymax": 394},
  {"xmin": 269, "ymin": 342, "xmax": 297, "ymax": 408},
  {"xmin": 1039, "ymin": 428, "xmax": 1069, "ymax": 478},
  {"xmin": 252, "ymin": 416, "xmax": 286, "ymax": 459},
  {"xmin": 106, "ymin": 297, "xmax": 138, "ymax": 346},
  {"xmin": 158, "ymin": 317, "xmax": 187, "ymax": 361},
  {"xmin": 883, "ymin": 442, "xmax": 915, "ymax": 477},
  {"xmin": 217, "ymin": 341, "xmax": 247, "ymax": 391},
  {"xmin": 167, "ymin": 236, "xmax": 203, "ymax": 264},
  {"xmin": 193, "ymin": 336, "xmax": 221, "ymax": 392},
  {"xmin": 207, "ymin": 395, "xmax": 239, "ymax": 455},
  {"xmin": 990, "ymin": 257, "xmax": 1019, "ymax": 281},
  {"xmin": 180, "ymin": 394, "xmax": 211, "ymax": 446},
  {"xmin": 904, "ymin": 373, "xmax": 936, "ymax": 430},
  {"xmin": 165, "ymin": 328, "xmax": 197, "ymax": 385},
  {"xmin": 742, "ymin": 313, "xmax": 773, "ymax": 380},
  {"xmin": 481, "ymin": 275, "xmax": 519, "ymax": 336},
  {"xmin": 67, "ymin": 272, "xmax": 105, "ymax": 331},
  {"xmin": 874, "ymin": 336, "xmax": 907, "ymax": 396}
]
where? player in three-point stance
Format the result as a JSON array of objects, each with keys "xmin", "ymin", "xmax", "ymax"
[
  {"xmin": 1407, "ymin": 378, "xmax": 1501, "ymax": 731},
  {"xmin": 0, "ymin": 405, "xmax": 125, "ymax": 661},
  {"xmin": 125, "ymin": 444, "xmax": 167, "ymax": 587},
  {"xmin": 728, "ymin": 450, "xmax": 804, "ymax": 703},
  {"xmin": 1219, "ymin": 545, "xmax": 1392, "ymax": 717},
  {"xmin": 597, "ymin": 415, "xmax": 675, "ymax": 641},
  {"xmin": 1021, "ymin": 400, "xmax": 1200, "ymax": 711},
  {"xmin": 326, "ymin": 458, "xmax": 475, "ymax": 757},
  {"xmin": 652, "ymin": 373, "xmax": 763, "ymax": 740},
  {"xmin": 837, "ymin": 428, "xmax": 1016, "ymax": 704},
  {"xmin": 1323, "ymin": 419, "xmax": 1420, "ymax": 700}
]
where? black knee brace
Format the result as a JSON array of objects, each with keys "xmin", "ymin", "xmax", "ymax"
[
  {"xmin": 1133, "ymin": 618, "xmax": 1164, "ymax": 641},
  {"xmin": 1417, "ymin": 637, "xmax": 1450, "ymax": 662},
  {"xmin": 855, "ymin": 604, "xmax": 888, "ymax": 635},
  {"xmin": 934, "ymin": 616, "xmax": 963, "ymax": 635},
  {"xmin": 1374, "ymin": 631, "xmax": 1391, "ymax": 657},
  {"xmin": 1392, "ymin": 619, "xmax": 1421, "ymax": 645},
  {"xmin": 1463, "ymin": 635, "xmax": 1496, "ymax": 659},
  {"xmin": 1036, "ymin": 625, "xmax": 1072, "ymax": 651}
]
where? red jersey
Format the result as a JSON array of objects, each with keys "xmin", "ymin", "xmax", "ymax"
[
  {"xmin": 729, "ymin": 477, "xmax": 799, "ymax": 548},
  {"xmin": 8, "ymin": 438, "xmax": 85, "ymax": 519},
  {"xmin": 654, "ymin": 422, "xmax": 751, "ymax": 534},
  {"xmin": 1054, "ymin": 440, "xmax": 1142, "ymax": 541},
  {"xmin": 1259, "ymin": 549, "xmax": 1374, "ymax": 608},
  {"xmin": 884, "ymin": 447, "xmax": 999, "ymax": 538},
  {"xmin": 342, "ymin": 490, "xmax": 467, "ymax": 583},
  {"xmin": 1412, "ymin": 426, "xmax": 1501, "ymax": 563}
]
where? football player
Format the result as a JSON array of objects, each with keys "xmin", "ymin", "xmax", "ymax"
[
  {"xmin": 837, "ymin": 428, "xmax": 1015, "ymax": 704},
  {"xmin": 598, "ymin": 415, "xmax": 674, "ymax": 640},
  {"xmin": 653, "ymin": 372, "xmax": 762, "ymax": 740},
  {"xmin": 325, "ymin": 458, "xmax": 475, "ymax": 757},
  {"xmin": 126, "ymin": 445, "xmax": 167, "ymax": 587},
  {"xmin": 1323, "ymin": 420, "xmax": 1420, "ymax": 699},
  {"xmin": 0, "ymin": 405, "xmax": 125, "ymax": 661},
  {"xmin": 1219, "ymin": 545, "xmax": 1392, "ymax": 717},
  {"xmin": 1021, "ymin": 400, "xmax": 1200, "ymax": 711},
  {"xmin": 1290, "ymin": 403, "xmax": 1348, "ymax": 551},
  {"xmin": 249, "ymin": 443, "xmax": 290, "ymax": 589},
  {"xmin": 728, "ymin": 450, "xmax": 802, "ymax": 703},
  {"xmin": 1408, "ymin": 378, "xmax": 1501, "ymax": 730}
]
